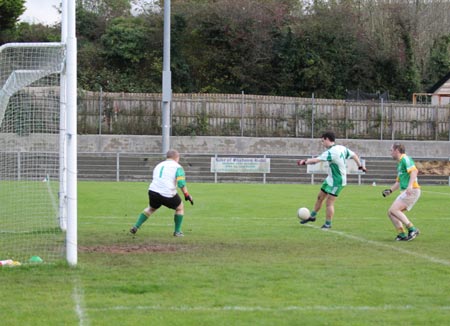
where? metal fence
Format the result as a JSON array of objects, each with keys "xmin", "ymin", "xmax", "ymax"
[
  {"xmin": 2, "ymin": 151, "xmax": 448, "ymax": 185},
  {"xmin": 77, "ymin": 91, "xmax": 450, "ymax": 141},
  {"xmin": 75, "ymin": 152, "xmax": 449, "ymax": 185}
]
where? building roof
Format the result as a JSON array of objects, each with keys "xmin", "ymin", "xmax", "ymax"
[{"xmin": 427, "ymin": 71, "xmax": 450, "ymax": 93}]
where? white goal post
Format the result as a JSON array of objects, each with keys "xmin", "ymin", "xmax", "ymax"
[
  {"xmin": 0, "ymin": 0, "xmax": 77, "ymax": 266},
  {"xmin": 0, "ymin": 42, "xmax": 76, "ymax": 265}
]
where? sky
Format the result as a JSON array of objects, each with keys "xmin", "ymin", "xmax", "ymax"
[
  {"xmin": 20, "ymin": 1, "xmax": 157, "ymax": 25},
  {"xmin": 20, "ymin": 0, "xmax": 61, "ymax": 25}
]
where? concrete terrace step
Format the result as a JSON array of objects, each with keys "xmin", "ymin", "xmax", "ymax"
[{"xmin": 76, "ymin": 153, "xmax": 448, "ymax": 185}]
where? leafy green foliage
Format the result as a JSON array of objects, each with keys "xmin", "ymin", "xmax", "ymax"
[
  {"xmin": 5, "ymin": 0, "xmax": 450, "ymax": 100},
  {"xmin": 424, "ymin": 35, "xmax": 450, "ymax": 90},
  {"xmin": 0, "ymin": 0, "xmax": 25, "ymax": 30},
  {"xmin": 76, "ymin": 6, "xmax": 163, "ymax": 92},
  {"xmin": 0, "ymin": 0, "xmax": 25, "ymax": 42},
  {"xmin": 102, "ymin": 17, "xmax": 148, "ymax": 63},
  {"xmin": 76, "ymin": 5, "xmax": 107, "ymax": 41},
  {"xmin": 77, "ymin": 0, "xmax": 131, "ymax": 19},
  {"xmin": 12, "ymin": 22, "xmax": 60, "ymax": 42}
]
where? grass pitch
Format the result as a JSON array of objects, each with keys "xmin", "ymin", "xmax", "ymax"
[{"xmin": 1, "ymin": 182, "xmax": 450, "ymax": 325}]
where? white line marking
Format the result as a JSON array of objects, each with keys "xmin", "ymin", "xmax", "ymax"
[
  {"xmin": 87, "ymin": 304, "xmax": 450, "ymax": 312},
  {"xmin": 43, "ymin": 177, "xmax": 59, "ymax": 218},
  {"xmin": 73, "ymin": 278, "xmax": 89, "ymax": 326},
  {"xmin": 422, "ymin": 190, "xmax": 450, "ymax": 196},
  {"xmin": 307, "ymin": 225, "xmax": 450, "ymax": 266}
]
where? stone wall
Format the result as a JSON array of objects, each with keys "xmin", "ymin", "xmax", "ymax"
[
  {"xmin": 78, "ymin": 135, "xmax": 450, "ymax": 159},
  {"xmin": 2, "ymin": 133, "xmax": 448, "ymax": 158}
]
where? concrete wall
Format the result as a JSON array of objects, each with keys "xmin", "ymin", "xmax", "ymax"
[
  {"xmin": 78, "ymin": 135, "xmax": 450, "ymax": 159},
  {"xmin": 2, "ymin": 133, "xmax": 448, "ymax": 158}
]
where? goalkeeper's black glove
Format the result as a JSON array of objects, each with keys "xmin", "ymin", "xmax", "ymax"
[
  {"xmin": 358, "ymin": 166, "xmax": 367, "ymax": 173},
  {"xmin": 382, "ymin": 189, "xmax": 392, "ymax": 197},
  {"xmin": 184, "ymin": 192, "xmax": 194, "ymax": 205}
]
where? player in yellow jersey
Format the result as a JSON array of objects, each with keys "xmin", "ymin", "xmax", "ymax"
[{"xmin": 382, "ymin": 143, "xmax": 420, "ymax": 241}]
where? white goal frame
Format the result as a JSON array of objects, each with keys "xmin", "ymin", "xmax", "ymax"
[
  {"xmin": 0, "ymin": 1, "xmax": 77, "ymax": 266},
  {"xmin": 64, "ymin": 0, "xmax": 78, "ymax": 267}
]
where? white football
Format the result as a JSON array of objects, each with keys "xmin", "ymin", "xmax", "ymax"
[{"xmin": 297, "ymin": 207, "xmax": 310, "ymax": 220}]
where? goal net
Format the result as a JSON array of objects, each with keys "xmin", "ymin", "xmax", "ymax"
[{"xmin": 0, "ymin": 43, "xmax": 66, "ymax": 264}]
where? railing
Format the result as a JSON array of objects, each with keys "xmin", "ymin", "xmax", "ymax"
[
  {"xmin": 3, "ymin": 150, "xmax": 448, "ymax": 185},
  {"xmin": 76, "ymin": 152, "xmax": 449, "ymax": 185}
]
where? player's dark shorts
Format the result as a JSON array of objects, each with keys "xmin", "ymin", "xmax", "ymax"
[{"xmin": 148, "ymin": 190, "xmax": 182, "ymax": 210}]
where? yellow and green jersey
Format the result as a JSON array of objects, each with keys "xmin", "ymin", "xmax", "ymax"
[{"xmin": 396, "ymin": 154, "xmax": 420, "ymax": 190}]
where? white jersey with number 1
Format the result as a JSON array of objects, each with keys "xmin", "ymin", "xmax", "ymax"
[{"xmin": 149, "ymin": 159, "xmax": 183, "ymax": 198}]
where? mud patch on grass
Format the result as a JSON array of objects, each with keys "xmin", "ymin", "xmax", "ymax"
[{"xmin": 79, "ymin": 244, "xmax": 183, "ymax": 254}]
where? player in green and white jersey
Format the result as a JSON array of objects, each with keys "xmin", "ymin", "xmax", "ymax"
[
  {"xmin": 130, "ymin": 149, "xmax": 193, "ymax": 237},
  {"xmin": 298, "ymin": 131, "xmax": 366, "ymax": 229},
  {"xmin": 382, "ymin": 143, "xmax": 420, "ymax": 241}
]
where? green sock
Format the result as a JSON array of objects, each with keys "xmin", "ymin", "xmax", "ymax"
[
  {"xmin": 135, "ymin": 213, "xmax": 148, "ymax": 228},
  {"xmin": 311, "ymin": 211, "xmax": 317, "ymax": 218},
  {"xmin": 325, "ymin": 220, "xmax": 332, "ymax": 226},
  {"xmin": 408, "ymin": 226, "xmax": 416, "ymax": 232},
  {"xmin": 174, "ymin": 214, "xmax": 183, "ymax": 233},
  {"xmin": 397, "ymin": 226, "xmax": 407, "ymax": 238}
]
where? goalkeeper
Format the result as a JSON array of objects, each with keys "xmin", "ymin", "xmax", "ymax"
[
  {"xmin": 381, "ymin": 143, "xmax": 420, "ymax": 241},
  {"xmin": 297, "ymin": 131, "xmax": 366, "ymax": 229},
  {"xmin": 130, "ymin": 149, "xmax": 193, "ymax": 237}
]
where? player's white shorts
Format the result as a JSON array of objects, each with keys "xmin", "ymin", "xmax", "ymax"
[{"xmin": 395, "ymin": 188, "xmax": 421, "ymax": 211}]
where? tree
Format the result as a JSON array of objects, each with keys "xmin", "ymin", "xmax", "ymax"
[
  {"xmin": 78, "ymin": 13, "xmax": 163, "ymax": 92},
  {"xmin": 272, "ymin": 1, "xmax": 368, "ymax": 98},
  {"xmin": 102, "ymin": 17, "xmax": 148, "ymax": 63},
  {"xmin": 11, "ymin": 0, "xmax": 449, "ymax": 100},
  {"xmin": 0, "ymin": 0, "xmax": 25, "ymax": 30},
  {"xmin": 14, "ymin": 22, "xmax": 60, "ymax": 42},
  {"xmin": 77, "ymin": 5, "xmax": 107, "ymax": 41},
  {"xmin": 77, "ymin": 0, "xmax": 131, "ymax": 20},
  {"xmin": 172, "ymin": 0, "xmax": 290, "ymax": 94},
  {"xmin": 0, "ymin": 0, "xmax": 26, "ymax": 43},
  {"xmin": 424, "ymin": 35, "xmax": 450, "ymax": 89}
]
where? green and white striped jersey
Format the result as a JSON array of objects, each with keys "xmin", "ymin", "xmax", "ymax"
[{"xmin": 317, "ymin": 144, "xmax": 355, "ymax": 187}]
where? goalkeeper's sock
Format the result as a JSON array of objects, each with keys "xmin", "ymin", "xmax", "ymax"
[
  {"xmin": 174, "ymin": 214, "xmax": 184, "ymax": 233},
  {"xmin": 324, "ymin": 220, "xmax": 332, "ymax": 226},
  {"xmin": 397, "ymin": 227, "xmax": 407, "ymax": 238},
  {"xmin": 135, "ymin": 212, "xmax": 149, "ymax": 228},
  {"xmin": 311, "ymin": 211, "xmax": 317, "ymax": 218},
  {"xmin": 406, "ymin": 223, "xmax": 416, "ymax": 231}
]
